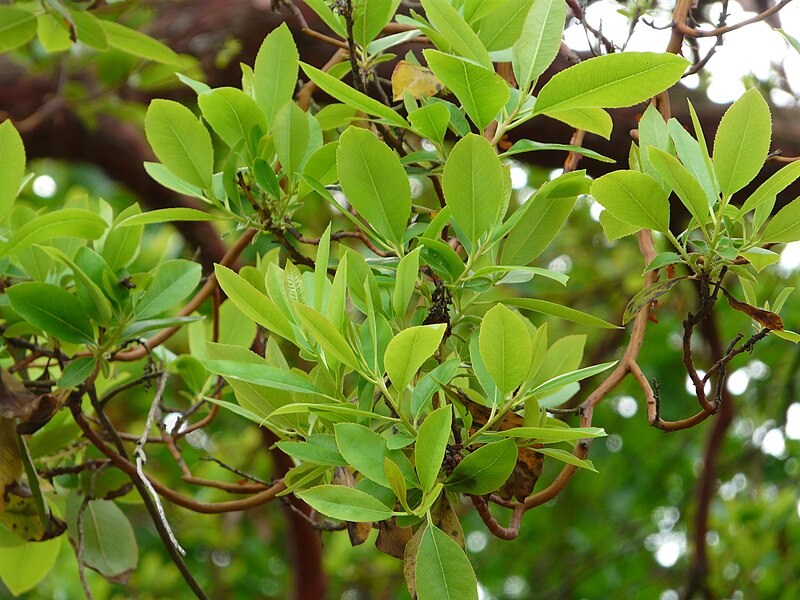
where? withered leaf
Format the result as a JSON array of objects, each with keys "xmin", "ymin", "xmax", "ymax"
[
  {"xmin": 0, "ymin": 485, "xmax": 67, "ymax": 542},
  {"xmin": 403, "ymin": 524, "xmax": 426, "ymax": 599},
  {"xmin": 723, "ymin": 288, "xmax": 784, "ymax": 330},
  {"xmin": 0, "ymin": 417, "xmax": 23, "ymax": 514},
  {"xmin": 498, "ymin": 447, "xmax": 545, "ymax": 502},
  {"xmin": 623, "ymin": 277, "xmax": 689, "ymax": 325},
  {"xmin": 0, "ymin": 368, "xmax": 41, "ymax": 421},
  {"xmin": 391, "ymin": 61, "xmax": 444, "ymax": 101},
  {"xmin": 430, "ymin": 495, "xmax": 464, "ymax": 549},
  {"xmin": 376, "ymin": 518, "xmax": 412, "ymax": 559}
]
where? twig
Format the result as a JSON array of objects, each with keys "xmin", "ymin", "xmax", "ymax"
[
  {"xmin": 470, "ymin": 495, "xmax": 524, "ymax": 540},
  {"xmin": 675, "ymin": 0, "xmax": 793, "ymax": 38}
]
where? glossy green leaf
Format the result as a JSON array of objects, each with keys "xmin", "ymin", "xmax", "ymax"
[
  {"xmin": 335, "ymin": 423, "xmax": 393, "ymax": 486},
  {"xmin": 7, "ymin": 283, "xmax": 94, "ymax": 344},
  {"xmin": 534, "ymin": 52, "xmax": 689, "ymax": 114},
  {"xmin": 145, "ymin": 99, "xmax": 213, "ymax": 189},
  {"xmin": 385, "ymin": 324, "xmax": 447, "ymax": 391},
  {"xmin": 298, "ymin": 485, "xmax": 394, "ymax": 522},
  {"xmin": 713, "ymin": 88, "xmax": 771, "ymax": 198},
  {"xmin": 446, "ymin": 438, "xmax": 517, "ymax": 494},
  {"xmin": 543, "ymin": 107, "xmax": 613, "ymax": 139},
  {"xmin": 69, "ymin": 9, "xmax": 107, "ymax": 50},
  {"xmin": 502, "ymin": 171, "xmax": 590, "ymax": 265},
  {"xmin": 117, "ymin": 207, "xmax": 222, "ymax": 227},
  {"xmin": 443, "ymin": 134, "xmax": 505, "ymax": 250},
  {"xmin": 119, "ymin": 316, "xmax": 202, "ymax": 342},
  {"xmin": 273, "ymin": 101, "xmax": 310, "ymax": 179},
  {"xmin": 204, "ymin": 359, "xmax": 327, "ymax": 397},
  {"xmin": 741, "ymin": 247, "xmax": 780, "ymax": 272},
  {"xmin": 421, "ymin": 0, "xmax": 492, "ymax": 69},
  {"xmin": 214, "ymin": 265, "xmax": 295, "ymax": 340},
  {"xmin": 647, "ymin": 147, "xmax": 709, "ymax": 227},
  {"xmin": 590, "ymin": 170, "xmax": 670, "ymax": 232},
  {"xmin": 412, "ymin": 358, "xmax": 461, "ymax": 419},
  {"xmin": 276, "ymin": 437, "xmax": 346, "ymax": 467},
  {"xmin": 303, "ymin": 0, "xmax": 347, "ymax": 37},
  {"xmin": 512, "ymin": 0, "xmax": 565, "ymax": 87},
  {"xmin": 477, "ymin": 0, "xmax": 534, "ymax": 52},
  {"xmin": 530, "ymin": 361, "xmax": 617, "ymax": 396},
  {"xmin": 0, "ymin": 7, "xmax": 37, "ymax": 52},
  {"xmin": 0, "ymin": 537, "xmax": 60, "ymax": 596},
  {"xmin": 101, "ymin": 20, "xmax": 182, "ymax": 64},
  {"xmin": 353, "ymin": 0, "xmax": 400, "ymax": 47},
  {"xmin": 337, "ymin": 126, "xmax": 411, "ymax": 249},
  {"xmin": 37, "ymin": 13, "xmax": 72, "ymax": 53},
  {"xmin": 0, "ymin": 120, "xmax": 25, "ymax": 215},
  {"xmin": 491, "ymin": 426, "xmax": 606, "ymax": 442},
  {"xmin": 739, "ymin": 159, "xmax": 800, "ymax": 216},
  {"xmin": 198, "ymin": 87, "xmax": 267, "ymax": 149},
  {"xmin": 480, "ymin": 305, "xmax": 531, "ymax": 395},
  {"xmin": 416, "ymin": 524, "xmax": 478, "ymax": 600},
  {"xmin": 416, "ymin": 406, "xmax": 452, "ymax": 492},
  {"xmin": 0, "ymin": 209, "xmax": 106, "ymax": 260},
  {"xmin": 668, "ymin": 117, "xmax": 719, "ymax": 206},
  {"xmin": 295, "ymin": 303, "xmax": 359, "ymax": 370},
  {"xmin": 536, "ymin": 447, "xmax": 597, "ymax": 471},
  {"xmin": 101, "ymin": 204, "xmax": 143, "ymax": 270},
  {"xmin": 394, "ymin": 248, "xmax": 421, "ymax": 318},
  {"xmin": 500, "ymin": 139, "xmax": 614, "ymax": 163},
  {"xmin": 408, "ymin": 103, "xmax": 450, "ymax": 145},
  {"xmin": 254, "ymin": 23, "xmax": 299, "ymax": 127},
  {"xmin": 135, "ymin": 259, "xmax": 201, "ymax": 319},
  {"xmin": 762, "ymin": 197, "xmax": 800, "ymax": 243},
  {"xmin": 503, "ymin": 298, "xmax": 621, "ymax": 329},
  {"xmin": 301, "ymin": 63, "xmax": 409, "ymax": 128},
  {"xmin": 424, "ymin": 50, "xmax": 509, "ymax": 131},
  {"xmin": 58, "ymin": 357, "xmax": 97, "ymax": 389}
]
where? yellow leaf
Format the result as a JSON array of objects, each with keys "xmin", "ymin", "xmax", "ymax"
[{"xmin": 391, "ymin": 61, "xmax": 444, "ymax": 101}]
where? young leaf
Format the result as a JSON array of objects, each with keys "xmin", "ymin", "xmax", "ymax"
[
  {"xmin": 0, "ymin": 537, "xmax": 60, "ymax": 596},
  {"xmin": 145, "ymin": 99, "xmax": 213, "ymax": 189},
  {"xmin": 511, "ymin": 0, "xmax": 565, "ymax": 88},
  {"xmin": 446, "ymin": 438, "xmax": 517, "ymax": 495},
  {"xmin": 442, "ymin": 134, "xmax": 505, "ymax": 251},
  {"xmin": 501, "ymin": 171, "xmax": 590, "ymax": 265},
  {"xmin": 421, "ymin": 0, "xmax": 492, "ymax": 69},
  {"xmin": 761, "ymin": 197, "xmax": 800, "ymax": 243},
  {"xmin": 502, "ymin": 298, "xmax": 621, "ymax": 329},
  {"xmin": 479, "ymin": 305, "xmax": 532, "ymax": 396},
  {"xmin": 0, "ymin": 209, "xmax": 107, "ymax": 260},
  {"xmin": 668, "ymin": 118, "xmax": 719, "ymax": 206},
  {"xmin": 415, "ymin": 405, "xmax": 452, "ymax": 492},
  {"xmin": 477, "ymin": 0, "xmax": 534, "ymax": 52},
  {"xmin": 295, "ymin": 303, "xmax": 359, "ymax": 371},
  {"xmin": 424, "ymin": 50, "xmax": 509, "ymax": 131},
  {"xmin": 0, "ymin": 120, "xmax": 25, "ymax": 215},
  {"xmin": 533, "ymin": 52, "xmax": 689, "ymax": 114},
  {"xmin": 408, "ymin": 103, "xmax": 450, "ymax": 145},
  {"xmin": 385, "ymin": 324, "xmax": 447, "ymax": 392},
  {"xmin": 352, "ymin": 0, "xmax": 400, "ymax": 47},
  {"xmin": 100, "ymin": 21, "xmax": 182, "ymax": 64},
  {"xmin": 713, "ymin": 88, "xmax": 771, "ymax": 198},
  {"xmin": 135, "ymin": 259, "xmax": 201, "ymax": 319},
  {"xmin": 254, "ymin": 23, "xmax": 299, "ymax": 127},
  {"xmin": 590, "ymin": 171, "xmax": 670, "ymax": 232},
  {"xmin": 738, "ymin": 159, "xmax": 800, "ymax": 216},
  {"xmin": 536, "ymin": 447, "xmax": 597, "ymax": 471},
  {"xmin": 393, "ymin": 248, "xmax": 421, "ymax": 319},
  {"xmin": 336, "ymin": 423, "xmax": 393, "ymax": 486},
  {"xmin": 117, "ymin": 207, "xmax": 222, "ymax": 227},
  {"xmin": 647, "ymin": 147, "xmax": 709, "ymax": 228},
  {"xmin": 298, "ymin": 485, "xmax": 395, "ymax": 522},
  {"xmin": 7, "ymin": 283, "xmax": 94, "ymax": 344},
  {"xmin": 416, "ymin": 525, "xmax": 479, "ymax": 600},
  {"xmin": 500, "ymin": 139, "xmax": 614, "ymax": 163},
  {"xmin": 337, "ymin": 127, "xmax": 411, "ymax": 249},
  {"xmin": 273, "ymin": 101, "xmax": 310, "ymax": 179},
  {"xmin": 412, "ymin": 358, "xmax": 461, "ymax": 419},
  {"xmin": 102, "ymin": 204, "xmax": 143, "ymax": 270},
  {"xmin": 203, "ymin": 359, "xmax": 327, "ymax": 397},
  {"xmin": 544, "ymin": 107, "xmax": 614, "ymax": 139}
]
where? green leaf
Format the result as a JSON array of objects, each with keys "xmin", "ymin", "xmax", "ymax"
[
  {"xmin": 41, "ymin": 246, "xmax": 113, "ymax": 326},
  {"xmin": 713, "ymin": 88, "xmax": 771, "ymax": 198},
  {"xmin": 424, "ymin": 50, "xmax": 509, "ymax": 131},
  {"xmin": 143, "ymin": 163, "xmax": 206, "ymax": 200},
  {"xmin": 530, "ymin": 361, "xmax": 617, "ymax": 396},
  {"xmin": 295, "ymin": 303, "xmax": 359, "ymax": 370},
  {"xmin": 37, "ymin": 13, "xmax": 72, "ymax": 53},
  {"xmin": 135, "ymin": 259, "xmax": 201, "ymax": 319},
  {"xmin": 66, "ymin": 495, "xmax": 138, "ymax": 578},
  {"xmin": 198, "ymin": 87, "xmax": 267, "ymax": 149},
  {"xmin": 543, "ymin": 107, "xmax": 613, "ymax": 139},
  {"xmin": 421, "ymin": 0, "xmax": 492, "ymax": 69},
  {"xmin": 102, "ymin": 204, "xmax": 143, "ymax": 270},
  {"xmin": 502, "ymin": 298, "xmax": 621, "ymax": 329},
  {"xmin": 303, "ymin": 0, "xmax": 347, "ymax": 38},
  {"xmin": 446, "ymin": 438, "xmax": 517, "ymax": 495},
  {"xmin": 273, "ymin": 101, "xmax": 310, "ymax": 180},
  {"xmin": 0, "ymin": 120, "xmax": 25, "ymax": 215},
  {"xmin": 119, "ymin": 316, "xmax": 202, "ymax": 342},
  {"xmin": 335, "ymin": 423, "xmax": 393, "ymax": 486},
  {"xmin": 479, "ymin": 305, "xmax": 531, "ymax": 395},
  {"xmin": 385, "ymin": 457, "xmax": 410, "ymax": 511},
  {"xmin": 443, "ymin": 134, "xmax": 505, "ymax": 250},
  {"xmin": 477, "ymin": 0, "xmax": 534, "ymax": 52},
  {"xmin": 412, "ymin": 358, "xmax": 461, "ymax": 419},
  {"xmin": 353, "ymin": 0, "xmax": 400, "ymax": 47},
  {"xmin": 644, "ymin": 251, "xmax": 683, "ymax": 273},
  {"xmin": 741, "ymin": 247, "xmax": 780, "ymax": 272},
  {"xmin": 145, "ymin": 99, "xmax": 213, "ymax": 189},
  {"xmin": 0, "ymin": 209, "xmax": 107, "ymax": 260},
  {"xmin": 502, "ymin": 171, "xmax": 590, "ymax": 265},
  {"xmin": 203, "ymin": 359, "xmax": 327, "ymax": 397},
  {"xmin": 117, "ymin": 207, "xmax": 221, "ymax": 227},
  {"xmin": 511, "ymin": 0, "xmax": 565, "ymax": 87},
  {"xmin": 298, "ymin": 485, "xmax": 394, "ymax": 522},
  {"xmin": 394, "ymin": 248, "xmax": 421, "ymax": 319},
  {"xmin": 0, "ymin": 7, "xmax": 37, "ymax": 52},
  {"xmin": 668, "ymin": 118, "xmax": 719, "ymax": 206},
  {"xmin": 773, "ymin": 330, "xmax": 800, "ymax": 343},
  {"xmin": 408, "ymin": 103, "xmax": 451, "ymax": 145},
  {"xmin": 533, "ymin": 52, "xmax": 689, "ymax": 114},
  {"xmin": 762, "ymin": 198, "xmax": 800, "ymax": 243},
  {"xmin": 647, "ymin": 147, "xmax": 709, "ymax": 228},
  {"xmin": 69, "ymin": 9, "xmax": 107, "ymax": 50},
  {"xmin": 253, "ymin": 23, "xmax": 299, "ymax": 127},
  {"xmin": 622, "ymin": 277, "xmax": 687, "ymax": 325},
  {"xmin": 416, "ymin": 524, "xmax": 479, "ymax": 600},
  {"xmin": 416, "ymin": 406, "xmax": 452, "ymax": 492},
  {"xmin": 7, "ymin": 283, "xmax": 94, "ymax": 344},
  {"xmin": 500, "ymin": 139, "xmax": 614, "ymax": 163},
  {"xmin": 536, "ymin": 447, "xmax": 597, "ymax": 471},
  {"xmin": 58, "ymin": 357, "xmax": 97, "ymax": 389},
  {"xmin": 0, "ymin": 537, "xmax": 61, "ymax": 596},
  {"xmin": 100, "ymin": 20, "xmax": 182, "ymax": 64},
  {"xmin": 337, "ymin": 127, "xmax": 411, "ymax": 249},
  {"xmin": 385, "ymin": 324, "xmax": 447, "ymax": 391},
  {"xmin": 276, "ymin": 437, "xmax": 346, "ymax": 467},
  {"xmin": 301, "ymin": 62, "xmax": 409, "ymax": 128},
  {"xmin": 491, "ymin": 426, "xmax": 606, "ymax": 442},
  {"xmin": 215, "ymin": 264, "xmax": 294, "ymax": 338},
  {"xmin": 739, "ymin": 159, "xmax": 800, "ymax": 216},
  {"xmin": 590, "ymin": 170, "xmax": 670, "ymax": 232}
]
